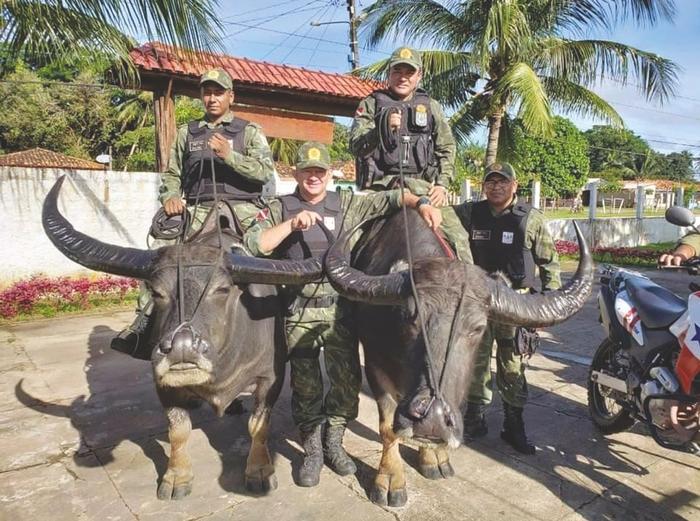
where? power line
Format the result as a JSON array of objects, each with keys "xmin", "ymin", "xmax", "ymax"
[
  {"xmin": 600, "ymin": 75, "xmax": 700, "ymax": 104},
  {"xmin": 607, "ymin": 99, "xmax": 700, "ymax": 122},
  {"xmin": 306, "ymin": 6, "xmax": 336, "ymax": 66}
]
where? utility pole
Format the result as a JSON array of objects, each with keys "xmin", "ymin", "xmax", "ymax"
[{"xmin": 347, "ymin": 0, "xmax": 360, "ymax": 70}]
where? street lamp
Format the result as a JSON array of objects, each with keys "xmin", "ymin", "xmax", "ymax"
[{"xmin": 309, "ymin": 4, "xmax": 366, "ymax": 70}]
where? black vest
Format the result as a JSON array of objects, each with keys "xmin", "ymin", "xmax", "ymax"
[
  {"xmin": 371, "ymin": 89, "xmax": 436, "ymax": 178},
  {"xmin": 468, "ymin": 200, "xmax": 536, "ymax": 289},
  {"xmin": 182, "ymin": 118, "xmax": 262, "ymax": 201},
  {"xmin": 278, "ymin": 191, "xmax": 341, "ymax": 260}
]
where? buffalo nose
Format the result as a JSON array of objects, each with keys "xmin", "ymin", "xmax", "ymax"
[{"xmin": 172, "ymin": 328, "xmax": 195, "ymax": 351}]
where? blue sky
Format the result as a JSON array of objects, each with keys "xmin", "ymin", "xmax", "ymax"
[{"xmin": 214, "ymin": 0, "xmax": 700, "ymax": 156}]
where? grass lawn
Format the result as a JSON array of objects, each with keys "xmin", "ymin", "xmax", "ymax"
[{"xmin": 542, "ymin": 208, "xmax": 681, "ymax": 220}]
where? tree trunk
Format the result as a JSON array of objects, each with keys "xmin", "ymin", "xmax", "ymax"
[
  {"xmin": 154, "ymin": 78, "xmax": 175, "ymax": 173},
  {"xmin": 484, "ymin": 109, "xmax": 504, "ymax": 166}
]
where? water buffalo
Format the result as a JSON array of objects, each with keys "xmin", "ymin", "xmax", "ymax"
[
  {"xmin": 324, "ymin": 209, "xmax": 592, "ymax": 507},
  {"xmin": 42, "ymin": 176, "xmax": 324, "ymax": 499}
]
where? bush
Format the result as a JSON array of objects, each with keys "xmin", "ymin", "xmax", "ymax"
[
  {"xmin": 0, "ymin": 275, "xmax": 138, "ymax": 319},
  {"xmin": 555, "ymin": 240, "xmax": 670, "ymax": 267}
]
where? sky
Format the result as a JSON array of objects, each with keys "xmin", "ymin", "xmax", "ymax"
[{"xmin": 211, "ymin": 0, "xmax": 700, "ymax": 157}]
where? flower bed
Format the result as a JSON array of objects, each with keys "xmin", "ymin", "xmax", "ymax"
[
  {"xmin": 0, "ymin": 275, "xmax": 138, "ymax": 319},
  {"xmin": 555, "ymin": 240, "xmax": 672, "ymax": 267}
]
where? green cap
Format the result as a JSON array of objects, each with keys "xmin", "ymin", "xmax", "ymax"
[
  {"xmin": 199, "ymin": 68, "xmax": 233, "ymax": 90},
  {"xmin": 388, "ymin": 46, "xmax": 422, "ymax": 71},
  {"xmin": 296, "ymin": 141, "xmax": 330, "ymax": 171},
  {"xmin": 483, "ymin": 162, "xmax": 517, "ymax": 182}
]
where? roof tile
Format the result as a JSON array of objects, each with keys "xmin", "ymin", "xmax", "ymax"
[
  {"xmin": 0, "ymin": 148, "xmax": 105, "ymax": 170},
  {"xmin": 130, "ymin": 42, "xmax": 381, "ymax": 100}
]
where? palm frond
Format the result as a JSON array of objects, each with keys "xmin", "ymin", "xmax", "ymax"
[
  {"xmin": 540, "ymin": 75, "xmax": 623, "ymax": 127},
  {"xmin": 1, "ymin": 0, "xmax": 223, "ymax": 77},
  {"xmin": 496, "ymin": 62, "xmax": 553, "ymax": 137},
  {"xmin": 418, "ymin": 50, "xmax": 481, "ymax": 109},
  {"xmin": 534, "ymin": 37, "xmax": 678, "ymax": 103},
  {"xmin": 449, "ymin": 100, "xmax": 487, "ymax": 146}
]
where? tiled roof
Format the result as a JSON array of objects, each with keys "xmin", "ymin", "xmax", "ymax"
[
  {"xmin": 0, "ymin": 148, "xmax": 104, "ymax": 170},
  {"xmin": 130, "ymin": 42, "xmax": 381, "ymax": 100}
]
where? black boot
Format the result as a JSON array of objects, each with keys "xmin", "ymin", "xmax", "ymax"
[
  {"xmin": 323, "ymin": 424, "xmax": 357, "ymax": 476},
  {"xmin": 500, "ymin": 403, "xmax": 535, "ymax": 455},
  {"xmin": 110, "ymin": 312, "xmax": 154, "ymax": 361},
  {"xmin": 463, "ymin": 402, "xmax": 488, "ymax": 441},
  {"xmin": 298, "ymin": 424, "xmax": 323, "ymax": 487}
]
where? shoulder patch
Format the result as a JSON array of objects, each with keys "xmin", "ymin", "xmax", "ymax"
[
  {"xmin": 255, "ymin": 208, "xmax": 270, "ymax": 222},
  {"xmin": 355, "ymin": 106, "xmax": 364, "ymax": 116}
]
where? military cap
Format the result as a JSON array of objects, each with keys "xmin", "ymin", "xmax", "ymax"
[
  {"xmin": 483, "ymin": 162, "xmax": 517, "ymax": 182},
  {"xmin": 296, "ymin": 141, "xmax": 330, "ymax": 171},
  {"xmin": 388, "ymin": 47, "xmax": 422, "ymax": 71},
  {"xmin": 199, "ymin": 68, "xmax": 233, "ymax": 90}
]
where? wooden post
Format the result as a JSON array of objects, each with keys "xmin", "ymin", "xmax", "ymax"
[{"xmin": 154, "ymin": 79, "xmax": 176, "ymax": 173}]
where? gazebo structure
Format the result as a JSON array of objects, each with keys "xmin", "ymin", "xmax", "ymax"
[{"xmin": 128, "ymin": 42, "xmax": 380, "ymax": 171}]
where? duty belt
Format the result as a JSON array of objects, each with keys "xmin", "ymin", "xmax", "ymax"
[{"xmin": 295, "ymin": 295, "xmax": 338, "ymax": 309}]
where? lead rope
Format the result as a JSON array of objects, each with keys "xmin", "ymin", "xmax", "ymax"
[{"xmin": 397, "ymin": 131, "xmax": 443, "ymax": 405}]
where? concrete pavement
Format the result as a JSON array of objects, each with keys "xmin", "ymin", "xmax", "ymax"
[{"xmin": 0, "ymin": 267, "xmax": 698, "ymax": 520}]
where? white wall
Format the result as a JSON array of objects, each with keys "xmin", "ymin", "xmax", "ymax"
[
  {"xmin": 1, "ymin": 168, "xmax": 159, "ymax": 283},
  {"xmin": 546, "ymin": 217, "xmax": 685, "ymax": 248}
]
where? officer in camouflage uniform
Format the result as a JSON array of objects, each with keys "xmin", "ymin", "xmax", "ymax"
[
  {"xmin": 111, "ymin": 67, "xmax": 274, "ymax": 359},
  {"xmin": 350, "ymin": 46, "xmax": 472, "ymax": 262},
  {"xmin": 245, "ymin": 141, "xmax": 442, "ymax": 487},
  {"xmin": 453, "ymin": 162, "xmax": 561, "ymax": 454}
]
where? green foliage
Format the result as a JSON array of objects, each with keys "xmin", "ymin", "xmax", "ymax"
[
  {"xmin": 656, "ymin": 151, "xmax": 695, "ymax": 181},
  {"xmin": 511, "ymin": 116, "xmax": 589, "ymax": 197},
  {"xmin": 329, "ymin": 124, "xmax": 353, "ymax": 162},
  {"xmin": 584, "ymin": 125, "xmax": 651, "ymax": 174},
  {"xmin": 599, "ymin": 179, "xmax": 623, "ymax": 193}
]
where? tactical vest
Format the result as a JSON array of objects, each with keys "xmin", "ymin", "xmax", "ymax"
[
  {"xmin": 182, "ymin": 118, "xmax": 262, "ymax": 201},
  {"xmin": 468, "ymin": 200, "xmax": 536, "ymax": 289},
  {"xmin": 278, "ymin": 191, "xmax": 341, "ymax": 260},
  {"xmin": 371, "ymin": 89, "xmax": 436, "ymax": 179}
]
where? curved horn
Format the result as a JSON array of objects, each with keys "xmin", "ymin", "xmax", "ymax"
[
  {"xmin": 324, "ymin": 218, "xmax": 411, "ymax": 305},
  {"xmin": 42, "ymin": 176, "xmax": 157, "ymax": 279},
  {"xmin": 226, "ymin": 220, "xmax": 336, "ymax": 285},
  {"xmin": 488, "ymin": 221, "xmax": 593, "ymax": 327},
  {"xmin": 227, "ymin": 254, "xmax": 323, "ymax": 285}
]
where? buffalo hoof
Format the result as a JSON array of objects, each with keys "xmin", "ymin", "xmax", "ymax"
[
  {"xmin": 418, "ymin": 464, "xmax": 441, "ymax": 480},
  {"xmin": 157, "ymin": 479, "xmax": 193, "ymax": 500},
  {"xmin": 369, "ymin": 484, "xmax": 407, "ymax": 508},
  {"xmin": 439, "ymin": 461, "xmax": 455, "ymax": 478},
  {"xmin": 245, "ymin": 471, "xmax": 278, "ymax": 494}
]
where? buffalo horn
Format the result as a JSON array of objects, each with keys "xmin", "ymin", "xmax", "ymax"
[{"xmin": 42, "ymin": 176, "xmax": 156, "ymax": 279}]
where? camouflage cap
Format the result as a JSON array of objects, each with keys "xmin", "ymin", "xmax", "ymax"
[
  {"xmin": 388, "ymin": 46, "xmax": 422, "ymax": 71},
  {"xmin": 483, "ymin": 162, "xmax": 517, "ymax": 182},
  {"xmin": 199, "ymin": 68, "xmax": 233, "ymax": 90},
  {"xmin": 296, "ymin": 141, "xmax": 331, "ymax": 171}
]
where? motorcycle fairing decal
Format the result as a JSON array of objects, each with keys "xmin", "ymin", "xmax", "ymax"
[
  {"xmin": 676, "ymin": 344, "xmax": 700, "ymax": 395},
  {"xmin": 684, "ymin": 293, "xmax": 700, "ymax": 360},
  {"xmin": 615, "ymin": 290, "xmax": 644, "ymax": 345}
]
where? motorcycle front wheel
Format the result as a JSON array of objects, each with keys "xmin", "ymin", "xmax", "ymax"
[{"xmin": 587, "ymin": 338, "xmax": 635, "ymax": 434}]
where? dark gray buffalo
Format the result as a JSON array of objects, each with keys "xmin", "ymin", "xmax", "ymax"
[
  {"xmin": 325, "ymin": 209, "xmax": 592, "ymax": 507},
  {"xmin": 42, "ymin": 177, "xmax": 323, "ymax": 499}
]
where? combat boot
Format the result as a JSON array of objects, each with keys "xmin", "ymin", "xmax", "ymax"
[
  {"xmin": 463, "ymin": 402, "xmax": 488, "ymax": 441},
  {"xmin": 110, "ymin": 311, "xmax": 154, "ymax": 361},
  {"xmin": 323, "ymin": 424, "xmax": 356, "ymax": 476},
  {"xmin": 298, "ymin": 424, "xmax": 323, "ymax": 487},
  {"xmin": 500, "ymin": 403, "xmax": 535, "ymax": 455}
]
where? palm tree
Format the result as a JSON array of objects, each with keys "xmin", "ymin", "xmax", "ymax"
[
  {"xmin": 357, "ymin": 0, "xmax": 678, "ymax": 165},
  {"xmin": 1, "ymin": 1, "xmax": 222, "ymax": 78}
]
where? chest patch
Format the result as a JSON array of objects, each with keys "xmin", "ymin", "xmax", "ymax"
[
  {"xmin": 472, "ymin": 229, "xmax": 491, "ymax": 241},
  {"xmin": 502, "ymin": 231, "xmax": 514, "ymax": 244},
  {"xmin": 323, "ymin": 216, "xmax": 336, "ymax": 231},
  {"xmin": 189, "ymin": 139, "xmax": 206, "ymax": 152}
]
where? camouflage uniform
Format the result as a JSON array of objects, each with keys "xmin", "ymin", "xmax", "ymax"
[
  {"xmin": 677, "ymin": 232, "xmax": 700, "ymax": 253},
  {"xmin": 115, "ymin": 68, "xmax": 274, "ymax": 357},
  {"xmin": 349, "ymin": 47, "xmax": 472, "ymax": 263},
  {"xmin": 453, "ymin": 197, "xmax": 562, "ymax": 408},
  {"xmin": 245, "ymin": 165, "xmax": 408, "ymax": 432}
]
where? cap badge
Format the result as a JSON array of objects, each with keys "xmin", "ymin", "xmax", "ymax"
[
  {"xmin": 308, "ymin": 147, "xmax": 321, "ymax": 161},
  {"xmin": 399, "ymin": 48, "xmax": 412, "ymax": 59}
]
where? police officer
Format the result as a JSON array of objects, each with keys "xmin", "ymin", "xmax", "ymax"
[
  {"xmin": 111, "ymin": 67, "xmax": 274, "ymax": 358},
  {"xmin": 453, "ymin": 162, "xmax": 561, "ymax": 454},
  {"xmin": 350, "ymin": 46, "xmax": 472, "ymax": 262},
  {"xmin": 245, "ymin": 141, "xmax": 442, "ymax": 487}
]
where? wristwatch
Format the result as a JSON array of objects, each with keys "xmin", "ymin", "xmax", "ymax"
[{"xmin": 416, "ymin": 196, "xmax": 431, "ymax": 209}]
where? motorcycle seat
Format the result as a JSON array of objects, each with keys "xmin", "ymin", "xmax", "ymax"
[{"xmin": 625, "ymin": 276, "xmax": 686, "ymax": 329}]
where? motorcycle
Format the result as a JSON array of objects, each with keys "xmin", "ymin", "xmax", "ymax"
[{"xmin": 587, "ymin": 206, "xmax": 700, "ymax": 454}]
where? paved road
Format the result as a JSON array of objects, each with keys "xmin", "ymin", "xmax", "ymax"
[{"xmin": 0, "ymin": 265, "xmax": 698, "ymax": 520}]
